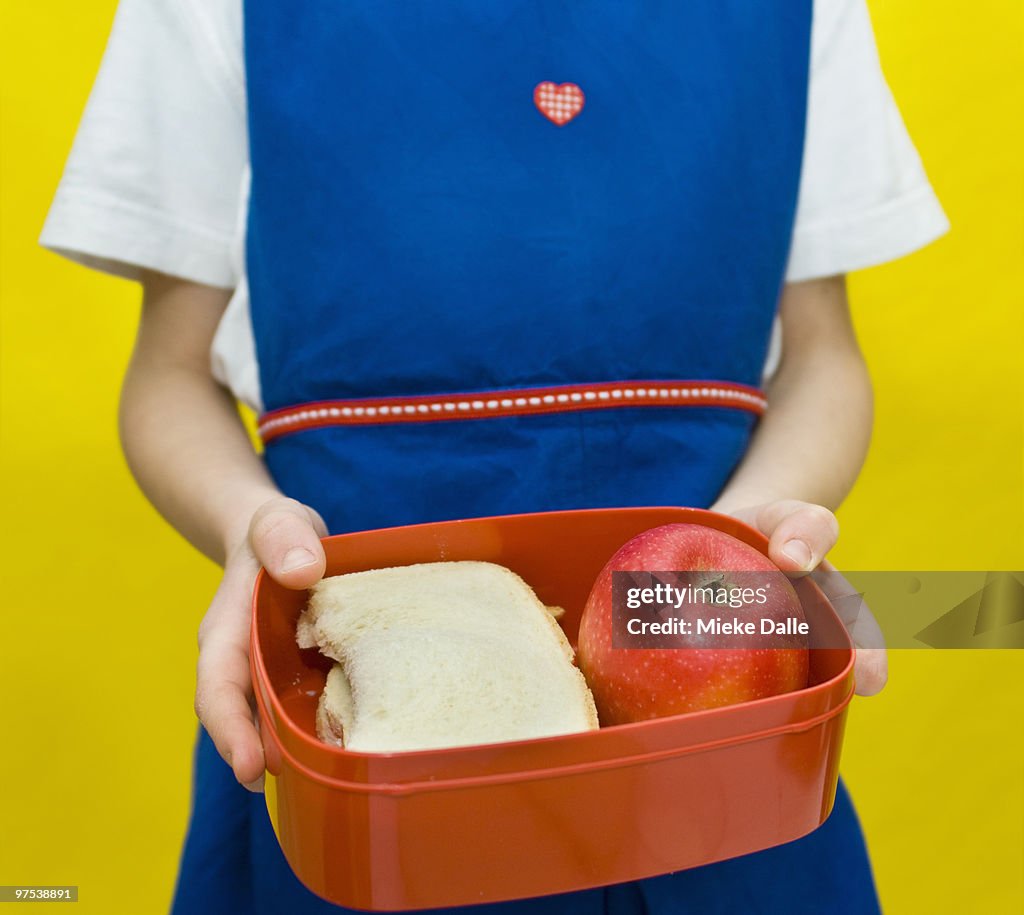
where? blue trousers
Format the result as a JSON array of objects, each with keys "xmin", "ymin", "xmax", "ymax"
[{"xmin": 170, "ymin": 726, "xmax": 881, "ymax": 914}]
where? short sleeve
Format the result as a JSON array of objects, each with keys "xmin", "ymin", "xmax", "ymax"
[
  {"xmin": 39, "ymin": 0, "xmax": 247, "ymax": 288},
  {"xmin": 785, "ymin": 0, "xmax": 950, "ymax": 281}
]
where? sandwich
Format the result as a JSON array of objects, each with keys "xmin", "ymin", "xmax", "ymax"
[{"xmin": 295, "ymin": 560, "xmax": 599, "ymax": 752}]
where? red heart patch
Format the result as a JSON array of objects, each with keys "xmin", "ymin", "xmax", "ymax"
[{"xmin": 534, "ymin": 82, "xmax": 585, "ymax": 126}]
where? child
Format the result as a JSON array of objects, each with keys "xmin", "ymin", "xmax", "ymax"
[{"xmin": 42, "ymin": 1, "xmax": 946, "ymax": 912}]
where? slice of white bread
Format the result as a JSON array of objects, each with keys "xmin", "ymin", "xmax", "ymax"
[{"xmin": 296, "ymin": 560, "xmax": 598, "ymax": 752}]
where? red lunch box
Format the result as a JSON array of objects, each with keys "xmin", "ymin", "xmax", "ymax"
[{"xmin": 250, "ymin": 506, "xmax": 855, "ymax": 911}]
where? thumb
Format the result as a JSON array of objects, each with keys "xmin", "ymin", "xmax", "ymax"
[
  {"xmin": 248, "ymin": 497, "xmax": 328, "ymax": 589},
  {"xmin": 755, "ymin": 501, "xmax": 840, "ymax": 576}
]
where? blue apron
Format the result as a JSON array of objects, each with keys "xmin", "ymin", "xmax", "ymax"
[{"xmin": 172, "ymin": 3, "xmax": 881, "ymax": 912}]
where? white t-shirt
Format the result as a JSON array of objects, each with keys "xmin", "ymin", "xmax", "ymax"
[{"xmin": 40, "ymin": 0, "xmax": 949, "ymax": 414}]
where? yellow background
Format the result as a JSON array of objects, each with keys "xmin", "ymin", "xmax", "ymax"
[{"xmin": 1, "ymin": 1, "xmax": 1021, "ymax": 912}]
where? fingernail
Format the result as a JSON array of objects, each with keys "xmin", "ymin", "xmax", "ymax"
[
  {"xmin": 281, "ymin": 547, "xmax": 316, "ymax": 573},
  {"xmin": 782, "ymin": 539, "xmax": 813, "ymax": 570}
]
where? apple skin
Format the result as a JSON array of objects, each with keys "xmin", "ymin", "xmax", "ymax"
[{"xmin": 576, "ymin": 523, "xmax": 809, "ymax": 725}]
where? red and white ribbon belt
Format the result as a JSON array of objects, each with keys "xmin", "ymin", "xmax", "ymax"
[{"xmin": 258, "ymin": 379, "xmax": 767, "ymax": 444}]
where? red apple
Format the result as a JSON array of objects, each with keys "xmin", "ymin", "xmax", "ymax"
[{"xmin": 576, "ymin": 523, "xmax": 809, "ymax": 725}]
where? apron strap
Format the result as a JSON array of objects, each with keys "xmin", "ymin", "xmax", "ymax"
[{"xmin": 258, "ymin": 379, "xmax": 766, "ymax": 444}]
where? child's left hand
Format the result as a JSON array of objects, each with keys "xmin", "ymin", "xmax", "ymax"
[{"xmin": 712, "ymin": 499, "xmax": 888, "ymax": 697}]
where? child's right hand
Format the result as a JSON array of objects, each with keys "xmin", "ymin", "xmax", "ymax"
[{"xmin": 194, "ymin": 496, "xmax": 328, "ymax": 791}]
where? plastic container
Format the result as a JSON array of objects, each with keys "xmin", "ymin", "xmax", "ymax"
[{"xmin": 251, "ymin": 507, "xmax": 855, "ymax": 911}]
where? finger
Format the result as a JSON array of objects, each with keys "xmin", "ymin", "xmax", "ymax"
[
  {"xmin": 811, "ymin": 561, "xmax": 888, "ymax": 697},
  {"xmin": 243, "ymin": 774, "xmax": 266, "ymax": 793},
  {"xmin": 195, "ymin": 632, "xmax": 266, "ymax": 785},
  {"xmin": 755, "ymin": 501, "xmax": 840, "ymax": 575},
  {"xmin": 854, "ymin": 648, "xmax": 889, "ymax": 697},
  {"xmin": 249, "ymin": 498, "xmax": 328, "ymax": 589},
  {"xmin": 242, "ymin": 713, "xmax": 266, "ymax": 792},
  {"xmin": 243, "ymin": 715, "xmax": 268, "ymax": 793},
  {"xmin": 195, "ymin": 568, "xmax": 266, "ymax": 785},
  {"xmin": 812, "ymin": 560, "xmax": 886, "ymax": 650},
  {"xmin": 253, "ymin": 696, "xmax": 283, "ymax": 777}
]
